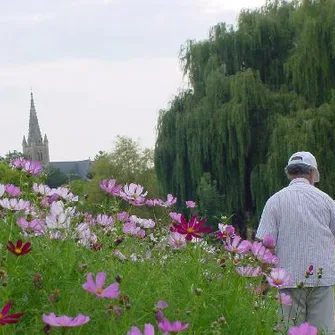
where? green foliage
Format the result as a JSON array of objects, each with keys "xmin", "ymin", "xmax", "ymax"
[
  {"xmin": 45, "ymin": 167, "xmax": 68, "ymax": 188},
  {"xmin": 196, "ymin": 173, "xmax": 225, "ymax": 227},
  {"xmin": 0, "ymin": 221, "xmax": 277, "ymax": 335},
  {"xmin": 0, "ymin": 162, "xmax": 24, "ymax": 185},
  {"xmin": 155, "ymin": 0, "xmax": 335, "ymax": 228},
  {"xmin": 74, "ymin": 136, "xmax": 159, "ymax": 216}
]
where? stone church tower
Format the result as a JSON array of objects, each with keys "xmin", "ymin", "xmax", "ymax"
[{"xmin": 22, "ymin": 92, "xmax": 50, "ymax": 165}]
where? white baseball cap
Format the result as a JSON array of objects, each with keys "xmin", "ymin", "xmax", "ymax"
[{"xmin": 287, "ymin": 151, "xmax": 320, "ymax": 182}]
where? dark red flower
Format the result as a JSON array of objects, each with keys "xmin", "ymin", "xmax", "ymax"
[
  {"xmin": 171, "ymin": 214, "xmax": 212, "ymax": 241},
  {"xmin": 0, "ymin": 301, "xmax": 24, "ymax": 326},
  {"xmin": 7, "ymin": 240, "xmax": 32, "ymax": 256}
]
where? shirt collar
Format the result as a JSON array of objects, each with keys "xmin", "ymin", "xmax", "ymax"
[{"xmin": 289, "ymin": 178, "xmax": 311, "ymax": 186}]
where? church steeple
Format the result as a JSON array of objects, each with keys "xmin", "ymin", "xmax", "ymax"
[
  {"xmin": 22, "ymin": 92, "xmax": 50, "ymax": 164},
  {"xmin": 28, "ymin": 92, "xmax": 43, "ymax": 145}
]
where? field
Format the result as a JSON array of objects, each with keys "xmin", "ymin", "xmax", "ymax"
[{"xmin": 0, "ymin": 159, "xmax": 295, "ymax": 334}]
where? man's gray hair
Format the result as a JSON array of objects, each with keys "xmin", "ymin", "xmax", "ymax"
[{"xmin": 285, "ymin": 163, "xmax": 314, "ymax": 177}]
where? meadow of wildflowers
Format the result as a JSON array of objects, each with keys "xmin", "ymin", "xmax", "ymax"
[{"xmin": 0, "ymin": 159, "xmax": 319, "ymax": 334}]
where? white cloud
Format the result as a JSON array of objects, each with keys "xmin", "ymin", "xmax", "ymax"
[
  {"xmin": 0, "ymin": 13, "xmax": 54, "ymax": 24},
  {"xmin": 196, "ymin": 0, "xmax": 267, "ymax": 14},
  {"xmin": 0, "ymin": 58, "xmax": 186, "ymax": 161}
]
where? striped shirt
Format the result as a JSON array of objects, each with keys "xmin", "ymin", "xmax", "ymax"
[{"xmin": 256, "ymin": 178, "xmax": 335, "ymax": 288}]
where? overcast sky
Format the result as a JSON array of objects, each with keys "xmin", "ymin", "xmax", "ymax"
[{"xmin": 0, "ymin": 0, "xmax": 265, "ymax": 161}]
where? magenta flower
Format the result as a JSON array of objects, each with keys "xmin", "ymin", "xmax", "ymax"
[
  {"xmin": 100, "ymin": 179, "xmax": 122, "ymax": 196},
  {"xmin": 225, "ymin": 236, "xmax": 251, "ymax": 254},
  {"xmin": 288, "ymin": 322, "xmax": 318, "ymax": 335},
  {"xmin": 127, "ymin": 324, "xmax": 155, "ymax": 335},
  {"xmin": 171, "ymin": 214, "xmax": 212, "ymax": 241},
  {"xmin": 276, "ymin": 293, "xmax": 292, "ymax": 306},
  {"xmin": 0, "ymin": 301, "xmax": 24, "ymax": 326},
  {"xmin": 42, "ymin": 313, "xmax": 90, "ymax": 327},
  {"xmin": 266, "ymin": 268, "xmax": 291, "ymax": 288},
  {"xmin": 236, "ymin": 265, "xmax": 262, "ymax": 277},
  {"xmin": 158, "ymin": 318, "xmax": 189, "ymax": 334},
  {"xmin": 262, "ymin": 234, "xmax": 276, "ymax": 249},
  {"xmin": 185, "ymin": 200, "xmax": 196, "ymax": 208},
  {"xmin": 5, "ymin": 184, "xmax": 21, "ymax": 197},
  {"xmin": 82, "ymin": 272, "xmax": 120, "ymax": 298}
]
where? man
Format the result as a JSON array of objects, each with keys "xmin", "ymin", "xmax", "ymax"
[{"xmin": 256, "ymin": 151, "xmax": 335, "ymax": 333}]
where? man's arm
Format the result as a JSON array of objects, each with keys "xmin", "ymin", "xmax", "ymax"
[{"xmin": 255, "ymin": 196, "xmax": 279, "ymax": 244}]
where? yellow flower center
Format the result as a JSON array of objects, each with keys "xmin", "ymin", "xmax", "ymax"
[
  {"xmin": 187, "ymin": 227, "xmax": 194, "ymax": 234},
  {"xmin": 274, "ymin": 279, "xmax": 282, "ymax": 285},
  {"xmin": 0, "ymin": 312, "xmax": 2, "ymax": 319},
  {"xmin": 232, "ymin": 247, "xmax": 238, "ymax": 252},
  {"xmin": 96, "ymin": 288, "xmax": 103, "ymax": 294},
  {"xmin": 15, "ymin": 247, "xmax": 22, "ymax": 254}
]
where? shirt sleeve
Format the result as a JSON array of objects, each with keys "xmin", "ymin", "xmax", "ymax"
[
  {"xmin": 329, "ymin": 200, "xmax": 335, "ymax": 237},
  {"xmin": 255, "ymin": 196, "xmax": 278, "ymax": 242}
]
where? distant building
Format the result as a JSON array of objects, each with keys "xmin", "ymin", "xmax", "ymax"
[{"xmin": 22, "ymin": 92, "xmax": 91, "ymax": 180}]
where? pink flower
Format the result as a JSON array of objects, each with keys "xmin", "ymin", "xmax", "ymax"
[
  {"xmin": 11, "ymin": 158, "xmax": 26, "ymax": 169},
  {"xmin": 23, "ymin": 161, "xmax": 43, "ymax": 176},
  {"xmin": 158, "ymin": 318, "xmax": 189, "ymax": 334},
  {"xmin": 5, "ymin": 184, "xmax": 21, "ymax": 197},
  {"xmin": 225, "ymin": 236, "xmax": 251, "ymax": 254},
  {"xmin": 169, "ymin": 212, "xmax": 182, "ymax": 223},
  {"xmin": 117, "ymin": 212, "xmax": 129, "ymax": 222},
  {"xmin": 100, "ymin": 179, "xmax": 122, "ymax": 196},
  {"xmin": 42, "ymin": 313, "xmax": 90, "ymax": 327},
  {"xmin": 276, "ymin": 293, "xmax": 292, "ymax": 306},
  {"xmin": 266, "ymin": 268, "xmax": 291, "ymax": 288},
  {"xmin": 146, "ymin": 199, "xmax": 161, "ymax": 206},
  {"xmin": 82, "ymin": 272, "xmax": 120, "ymax": 299},
  {"xmin": 127, "ymin": 324, "xmax": 155, "ymax": 335},
  {"xmin": 155, "ymin": 300, "xmax": 168, "ymax": 310},
  {"xmin": 251, "ymin": 242, "xmax": 278, "ymax": 264},
  {"xmin": 168, "ymin": 232, "xmax": 187, "ymax": 249},
  {"xmin": 215, "ymin": 223, "xmax": 235, "ymax": 240},
  {"xmin": 171, "ymin": 214, "xmax": 212, "ymax": 241},
  {"xmin": 159, "ymin": 194, "xmax": 177, "ymax": 207},
  {"xmin": 288, "ymin": 322, "xmax": 318, "ymax": 335},
  {"xmin": 236, "ymin": 265, "xmax": 262, "ymax": 277},
  {"xmin": 262, "ymin": 235, "xmax": 276, "ymax": 249},
  {"xmin": 185, "ymin": 200, "xmax": 196, "ymax": 208},
  {"xmin": 16, "ymin": 217, "xmax": 45, "ymax": 236},
  {"xmin": 96, "ymin": 214, "xmax": 114, "ymax": 227}
]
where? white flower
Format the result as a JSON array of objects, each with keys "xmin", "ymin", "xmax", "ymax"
[
  {"xmin": 0, "ymin": 184, "xmax": 5, "ymax": 197},
  {"xmin": 120, "ymin": 183, "xmax": 148, "ymax": 201},
  {"xmin": 32, "ymin": 183, "xmax": 51, "ymax": 196},
  {"xmin": 0, "ymin": 198, "xmax": 30, "ymax": 211}
]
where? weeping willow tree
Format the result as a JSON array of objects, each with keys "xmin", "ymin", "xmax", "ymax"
[{"xmin": 155, "ymin": 0, "xmax": 335, "ymax": 228}]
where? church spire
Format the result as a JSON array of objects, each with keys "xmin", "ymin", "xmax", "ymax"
[{"xmin": 28, "ymin": 92, "xmax": 43, "ymax": 145}]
